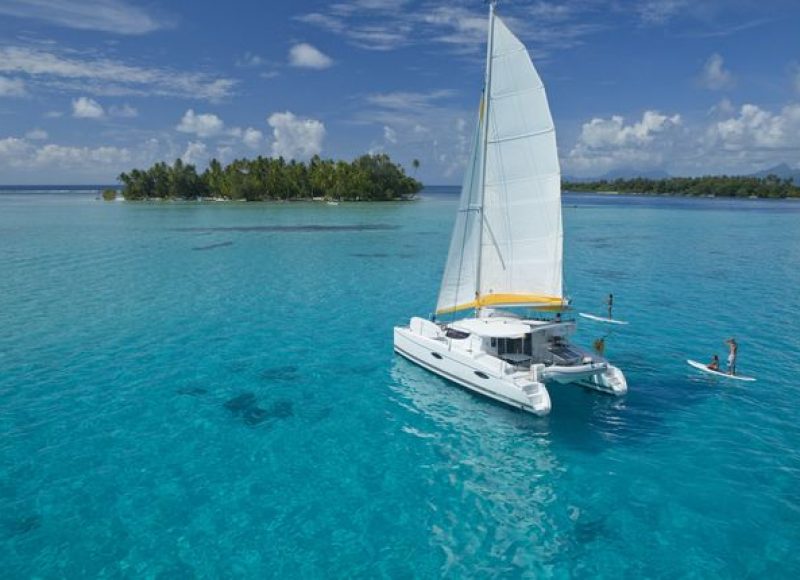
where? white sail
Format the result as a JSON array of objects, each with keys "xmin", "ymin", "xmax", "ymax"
[
  {"xmin": 436, "ymin": 11, "xmax": 563, "ymax": 316},
  {"xmin": 436, "ymin": 98, "xmax": 484, "ymax": 315}
]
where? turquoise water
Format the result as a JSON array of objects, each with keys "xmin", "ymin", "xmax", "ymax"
[{"xmin": 2, "ymin": 189, "xmax": 799, "ymax": 577}]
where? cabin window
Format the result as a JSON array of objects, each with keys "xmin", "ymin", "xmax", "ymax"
[
  {"xmin": 474, "ymin": 371, "xmax": 489, "ymax": 379},
  {"xmin": 445, "ymin": 329, "xmax": 470, "ymax": 339},
  {"xmin": 431, "ymin": 352, "xmax": 443, "ymax": 360},
  {"xmin": 497, "ymin": 337, "xmax": 526, "ymax": 355}
]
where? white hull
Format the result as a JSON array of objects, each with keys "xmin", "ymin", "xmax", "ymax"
[
  {"xmin": 394, "ymin": 325, "xmax": 551, "ymax": 416},
  {"xmin": 393, "ymin": 316, "xmax": 627, "ymax": 416}
]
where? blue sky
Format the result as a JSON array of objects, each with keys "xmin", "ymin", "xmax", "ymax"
[{"xmin": 0, "ymin": 0, "xmax": 798, "ymax": 184}]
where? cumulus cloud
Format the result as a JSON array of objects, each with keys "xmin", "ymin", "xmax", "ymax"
[
  {"xmin": 268, "ymin": 111, "xmax": 325, "ymax": 159},
  {"xmin": 72, "ymin": 96, "xmax": 105, "ymax": 118},
  {"xmin": 701, "ymin": 53, "xmax": 734, "ymax": 90},
  {"xmin": 383, "ymin": 126, "xmax": 397, "ymax": 144},
  {"xmin": 181, "ymin": 141, "xmax": 209, "ymax": 166},
  {"xmin": 288, "ymin": 43, "xmax": 333, "ymax": 69},
  {"xmin": 25, "ymin": 128, "xmax": 48, "ymax": 140},
  {"xmin": 707, "ymin": 103, "xmax": 800, "ymax": 151},
  {"xmin": 564, "ymin": 100, "xmax": 800, "ymax": 177},
  {"xmin": 577, "ymin": 111, "xmax": 681, "ymax": 148},
  {"xmin": 0, "ymin": 46, "xmax": 235, "ymax": 101},
  {"xmin": 0, "ymin": 0, "xmax": 167, "ymax": 35},
  {"xmin": 177, "ymin": 109, "xmax": 225, "ymax": 138},
  {"xmin": 242, "ymin": 127, "xmax": 263, "ymax": 148},
  {"xmin": 0, "ymin": 76, "xmax": 27, "ymax": 97},
  {"xmin": 567, "ymin": 110, "xmax": 682, "ymax": 175}
]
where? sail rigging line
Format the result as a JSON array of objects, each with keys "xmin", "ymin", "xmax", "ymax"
[
  {"xmin": 482, "ymin": 215, "xmax": 507, "ymax": 271},
  {"xmin": 475, "ymin": 0, "xmax": 497, "ymax": 314}
]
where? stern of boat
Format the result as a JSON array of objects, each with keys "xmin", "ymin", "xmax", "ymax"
[{"xmin": 580, "ymin": 364, "xmax": 628, "ymax": 396}]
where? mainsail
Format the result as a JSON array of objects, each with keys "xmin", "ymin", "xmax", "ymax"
[{"xmin": 436, "ymin": 8, "xmax": 563, "ymax": 316}]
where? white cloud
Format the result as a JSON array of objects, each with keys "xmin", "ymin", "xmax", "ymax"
[
  {"xmin": 0, "ymin": 137, "xmax": 33, "ymax": 163},
  {"xmin": 0, "ymin": 46, "xmax": 236, "ymax": 101},
  {"xmin": 181, "ymin": 141, "xmax": 209, "ymax": 166},
  {"xmin": 109, "ymin": 103, "xmax": 138, "ymax": 118},
  {"xmin": 288, "ymin": 43, "xmax": 333, "ymax": 70},
  {"xmin": 0, "ymin": 0, "xmax": 166, "ymax": 35},
  {"xmin": 365, "ymin": 90, "xmax": 454, "ymax": 111},
  {"xmin": 298, "ymin": 1, "xmax": 597, "ymax": 55},
  {"xmin": 177, "ymin": 109, "xmax": 225, "ymax": 138},
  {"xmin": 268, "ymin": 111, "xmax": 326, "ymax": 159},
  {"xmin": 25, "ymin": 128, "xmax": 48, "ymax": 140},
  {"xmin": 564, "ymin": 101, "xmax": 800, "ymax": 177},
  {"xmin": 567, "ymin": 110, "xmax": 682, "ymax": 175},
  {"xmin": 383, "ymin": 126, "xmax": 397, "ymax": 144},
  {"xmin": 636, "ymin": 0, "xmax": 689, "ymax": 25},
  {"xmin": 72, "ymin": 96, "xmax": 105, "ymax": 118},
  {"xmin": 236, "ymin": 52, "xmax": 264, "ymax": 68},
  {"xmin": 34, "ymin": 143, "xmax": 131, "ymax": 167},
  {"xmin": 0, "ymin": 135, "xmax": 170, "ymax": 182},
  {"xmin": 577, "ymin": 111, "xmax": 681, "ymax": 148},
  {"xmin": 242, "ymin": 127, "xmax": 263, "ymax": 148},
  {"xmin": 0, "ymin": 76, "xmax": 27, "ymax": 97},
  {"xmin": 701, "ymin": 53, "xmax": 734, "ymax": 90},
  {"xmin": 707, "ymin": 103, "xmax": 800, "ymax": 151}
]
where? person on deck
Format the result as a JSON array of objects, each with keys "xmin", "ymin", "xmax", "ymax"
[
  {"xmin": 607, "ymin": 293, "xmax": 614, "ymax": 318},
  {"xmin": 725, "ymin": 338, "xmax": 738, "ymax": 375},
  {"xmin": 593, "ymin": 337, "xmax": 606, "ymax": 357},
  {"xmin": 707, "ymin": 354, "xmax": 720, "ymax": 371}
]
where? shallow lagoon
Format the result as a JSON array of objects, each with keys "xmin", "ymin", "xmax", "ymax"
[{"xmin": 1, "ymin": 189, "xmax": 799, "ymax": 577}]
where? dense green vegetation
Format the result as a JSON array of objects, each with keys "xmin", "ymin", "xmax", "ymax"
[
  {"xmin": 118, "ymin": 154, "xmax": 422, "ymax": 201},
  {"xmin": 101, "ymin": 188, "xmax": 117, "ymax": 201},
  {"xmin": 563, "ymin": 175, "xmax": 800, "ymax": 198}
]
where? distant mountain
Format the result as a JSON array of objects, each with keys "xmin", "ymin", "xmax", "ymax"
[{"xmin": 749, "ymin": 163, "xmax": 800, "ymax": 184}]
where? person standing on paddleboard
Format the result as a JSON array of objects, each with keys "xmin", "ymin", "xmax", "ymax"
[
  {"xmin": 607, "ymin": 293, "xmax": 614, "ymax": 318},
  {"xmin": 725, "ymin": 338, "xmax": 738, "ymax": 375}
]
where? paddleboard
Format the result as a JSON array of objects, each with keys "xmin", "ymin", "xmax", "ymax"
[
  {"xmin": 686, "ymin": 360, "xmax": 756, "ymax": 381},
  {"xmin": 579, "ymin": 312, "xmax": 628, "ymax": 325}
]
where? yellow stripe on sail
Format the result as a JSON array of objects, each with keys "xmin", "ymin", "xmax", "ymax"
[{"xmin": 436, "ymin": 293, "xmax": 565, "ymax": 316}]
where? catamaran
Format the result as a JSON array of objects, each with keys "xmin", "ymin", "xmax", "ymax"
[{"xmin": 393, "ymin": 2, "xmax": 627, "ymax": 415}]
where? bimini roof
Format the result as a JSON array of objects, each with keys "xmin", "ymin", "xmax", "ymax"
[{"xmin": 451, "ymin": 318, "xmax": 530, "ymax": 338}]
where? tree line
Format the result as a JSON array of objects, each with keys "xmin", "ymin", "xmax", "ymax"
[
  {"xmin": 118, "ymin": 154, "xmax": 422, "ymax": 201},
  {"xmin": 563, "ymin": 175, "xmax": 800, "ymax": 198}
]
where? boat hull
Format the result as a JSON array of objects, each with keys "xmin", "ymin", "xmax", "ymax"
[{"xmin": 393, "ymin": 326, "xmax": 552, "ymax": 416}]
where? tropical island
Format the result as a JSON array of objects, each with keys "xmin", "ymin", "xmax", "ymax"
[
  {"xmin": 563, "ymin": 175, "xmax": 800, "ymax": 199},
  {"xmin": 116, "ymin": 154, "xmax": 422, "ymax": 201}
]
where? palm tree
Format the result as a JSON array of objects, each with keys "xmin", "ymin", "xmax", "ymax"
[{"xmin": 412, "ymin": 158, "xmax": 420, "ymax": 177}]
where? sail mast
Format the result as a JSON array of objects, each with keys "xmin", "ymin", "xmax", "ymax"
[{"xmin": 475, "ymin": 0, "xmax": 496, "ymax": 316}]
